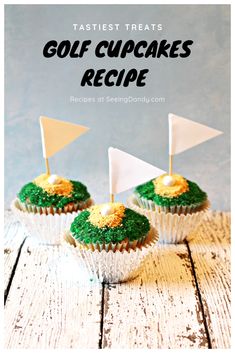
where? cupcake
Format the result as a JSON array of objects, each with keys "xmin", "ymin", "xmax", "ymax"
[
  {"xmin": 127, "ymin": 173, "xmax": 210, "ymax": 244},
  {"xmin": 61, "ymin": 202, "xmax": 158, "ymax": 283},
  {"xmin": 11, "ymin": 173, "xmax": 93, "ymax": 244}
]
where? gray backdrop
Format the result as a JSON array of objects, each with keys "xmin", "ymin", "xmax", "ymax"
[{"xmin": 5, "ymin": 5, "xmax": 230, "ymax": 210}]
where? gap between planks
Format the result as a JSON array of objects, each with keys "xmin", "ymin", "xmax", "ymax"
[
  {"xmin": 185, "ymin": 240, "xmax": 212, "ymax": 348},
  {"xmin": 4, "ymin": 237, "xmax": 27, "ymax": 305}
]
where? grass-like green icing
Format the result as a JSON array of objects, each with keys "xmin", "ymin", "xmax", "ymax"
[
  {"xmin": 70, "ymin": 208, "xmax": 150, "ymax": 244},
  {"xmin": 135, "ymin": 179, "xmax": 207, "ymax": 207},
  {"xmin": 18, "ymin": 180, "xmax": 90, "ymax": 208}
]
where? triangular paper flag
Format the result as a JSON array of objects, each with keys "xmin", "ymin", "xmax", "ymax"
[
  {"xmin": 40, "ymin": 116, "xmax": 89, "ymax": 158},
  {"xmin": 169, "ymin": 113, "xmax": 223, "ymax": 155},
  {"xmin": 109, "ymin": 147, "xmax": 165, "ymax": 194}
]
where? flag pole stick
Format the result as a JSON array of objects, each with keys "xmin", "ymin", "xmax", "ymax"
[
  {"xmin": 110, "ymin": 193, "xmax": 114, "ymax": 203},
  {"xmin": 169, "ymin": 154, "xmax": 173, "ymax": 176},
  {"xmin": 45, "ymin": 158, "xmax": 51, "ymax": 175}
]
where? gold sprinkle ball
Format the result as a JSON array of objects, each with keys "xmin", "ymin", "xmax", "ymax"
[
  {"xmin": 88, "ymin": 202, "xmax": 126, "ymax": 228},
  {"xmin": 33, "ymin": 174, "xmax": 73, "ymax": 197},
  {"xmin": 153, "ymin": 173, "xmax": 189, "ymax": 198}
]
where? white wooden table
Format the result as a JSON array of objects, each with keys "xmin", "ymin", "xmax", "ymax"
[{"xmin": 4, "ymin": 210, "xmax": 231, "ymax": 349}]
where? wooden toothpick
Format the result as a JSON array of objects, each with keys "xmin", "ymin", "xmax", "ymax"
[
  {"xmin": 110, "ymin": 193, "xmax": 114, "ymax": 203},
  {"xmin": 45, "ymin": 158, "xmax": 51, "ymax": 175},
  {"xmin": 169, "ymin": 154, "xmax": 173, "ymax": 176}
]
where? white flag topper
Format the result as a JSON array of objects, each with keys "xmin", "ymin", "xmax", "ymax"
[
  {"xmin": 169, "ymin": 113, "xmax": 223, "ymax": 156},
  {"xmin": 40, "ymin": 115, "xmax": 89, "ymax": 175},
  {"xmin": 40, "ymin": 116, "xmax": 89, "ymax": 158},
  {"xmin": 109, "ymin": 147, "xmax": 165, "ymax": 195}
]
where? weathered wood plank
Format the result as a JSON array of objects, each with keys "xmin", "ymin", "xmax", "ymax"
[
  {"xmin": 188, "ymin": 211, "xmax": 231, "ymax": 349},
  {"xmin": 4, "ymin": 210, "xmax": 27, "ymax": 293},
  {"xmin": 4, "ymin": 237, "xmax": 102, "ymax": 349},
  {"xmin": 102, "ymin": 244, "xmax": 208, "ymax": 349},
  {"xmin": 4, "ymin": 210, "xmax": 27, "ymax": 247},
  {"xmin": 4, "ymin": 211, "xmax": 230, "ymax": 349}
]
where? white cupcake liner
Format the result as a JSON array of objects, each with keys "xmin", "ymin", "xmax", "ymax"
[
  {"xmin": 134, "ymin": 194, "xmax": 207, "ymax": 214},
  {"xmin": 10, "ymin": 198, "xmax": 93, "ymax": 245},
  {"xmin": 61, "ymin": 228, "xmax": 158, "ymax": 283},
  {"xmin": 127, "ymin": 195, "xmax": 210, "ymax": 244}
]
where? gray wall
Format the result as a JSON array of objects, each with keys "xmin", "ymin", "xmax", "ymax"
[{"xmin": 5, "ymin": 5, "xmax": 230, "ymax": 210}]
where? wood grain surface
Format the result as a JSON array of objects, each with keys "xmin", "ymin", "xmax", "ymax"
[
  {"xmin": 4, "ymin": 237, "xmax": 102, "ymax": 349},
  {"xmin": 187, "ymin": 212, "xmax": 231, "ymax": 348},
  {"xmin": 4, "ymin": 211, "xmax": 231, "ymax": 349},
  {"xmin": 101, "ymin": 244, "xmax": 208, "ymax": 349},
  {"xmin": 4, "ymin": 210, "xmax": 27, "ymax": 297}
]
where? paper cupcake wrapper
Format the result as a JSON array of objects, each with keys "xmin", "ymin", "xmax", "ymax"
[
  {"xmin": 10, "ymin": 198, "xmax": 89, "ymax": 245},
  {"xmin": 17, "ymin": 198, "xmax": 93, "ymax": 215},
  {"xmin": 127, "ymin": 195, "xmax": 210, "ymax": 244},
  {"xmin": 133, "ymin": 193, "xmax": 207, "ymax": 214},
  {"xmin": 61, "ymin": 228, "xmax": 158, "ymax": 283}
]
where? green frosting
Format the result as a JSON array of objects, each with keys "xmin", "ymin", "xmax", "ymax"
[
  {"xmin": 70, "ymin": 208, "xmax": 150, "ymax": 244},
  {"xmin": 18, "ymin": 180, "xmax": 90, "ymax": 208},
  {"xmin": 135, "ymin": 179, "xmax": 207, "ymax": 207}
]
